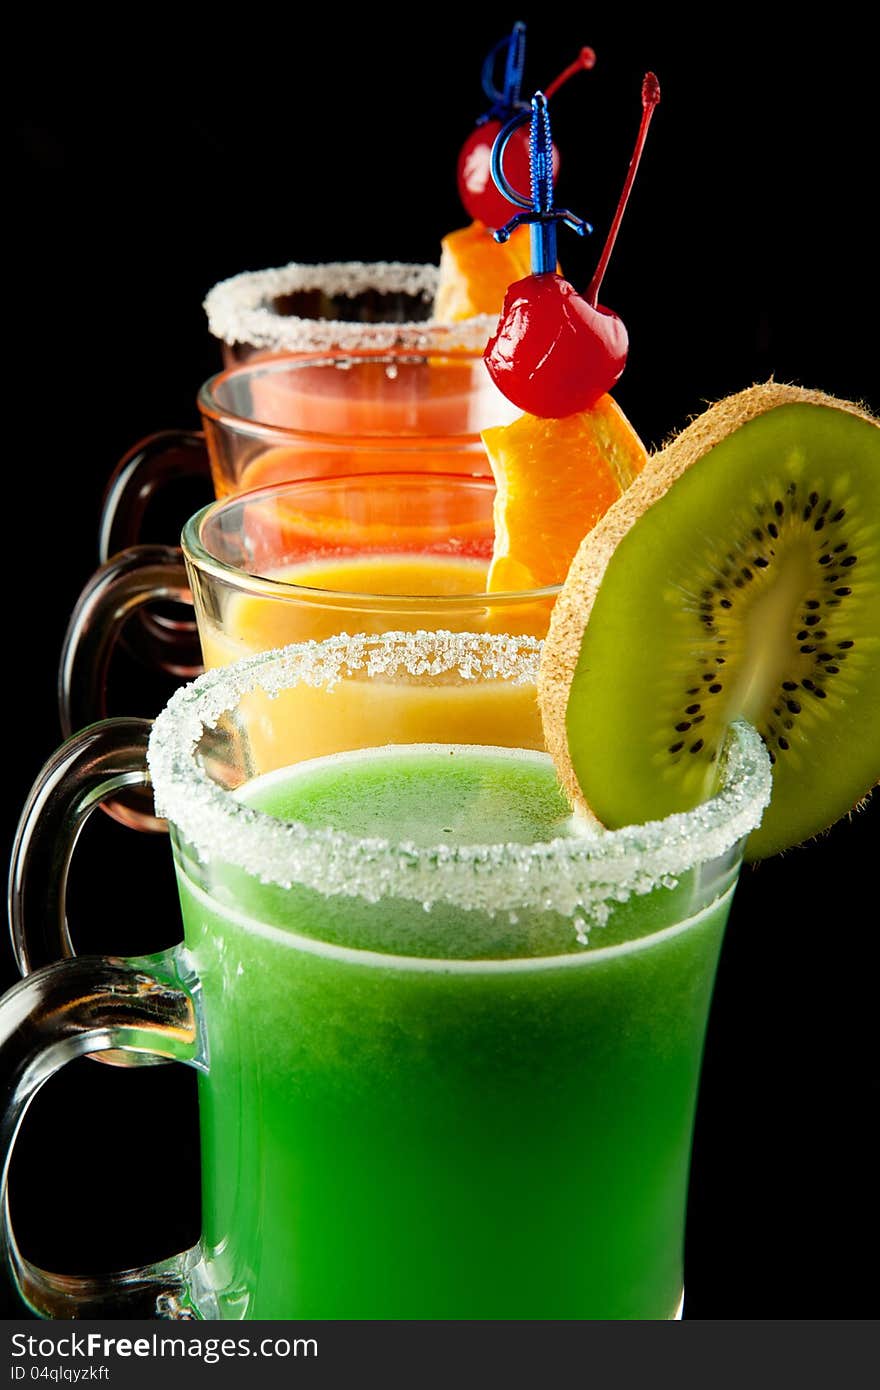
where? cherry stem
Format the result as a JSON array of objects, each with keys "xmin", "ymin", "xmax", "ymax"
[
  {"xmin": 543, "ymin": 45, "xmax": 597, "ymax": 101},
  {"xmin": 586, "ymin": 72, "xmax": 661, "ymax": 308}
]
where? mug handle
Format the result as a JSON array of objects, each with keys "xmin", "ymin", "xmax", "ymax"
[
  {"xmin": 0, "ymin": 952, "xmax": 208, "ymax": 1318},
  {"xmin": 8, "ymin": 720, "xmax": 179, "ymax": 1070},
  {"xmin": 8, "ymin": 719, "xmax": 162, "ymax": 980},
  {"xmin": 99, "ymin": 430, "xmax": 211, "ymax": 562},
  {"xmin": 99, "ymin": 431, "xmax": 212, "ymax": 675},
  {"xmin": 58, "ymin": 547, "xmax": 192, "ymax": 830}
]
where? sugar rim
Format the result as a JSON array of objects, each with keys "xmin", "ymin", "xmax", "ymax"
[
  {"xmin": 147, "ymin": 632, "xmax": 772, "ymax": 928},
  {"xmin": 203, "ymin": 261, "xmax": 498, "ymax": 353}
]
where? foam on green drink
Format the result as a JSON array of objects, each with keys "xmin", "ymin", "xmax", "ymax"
[{"xmin": 177, "ymin": 743, "xmax": 739, "ymax": 1319}]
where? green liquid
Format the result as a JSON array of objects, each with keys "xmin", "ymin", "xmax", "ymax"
[{"xmin": 178, "ymin": 746, "xmax": 732, "ymax": 1319}]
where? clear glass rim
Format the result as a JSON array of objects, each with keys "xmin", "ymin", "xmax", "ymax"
[
  {"xmin": 180, "ymin": 473, "xmax": 561, "ymax": 606},
  {"xmin": 196, "ymin": 347, "xmax": 495, "ymax": 447},
  {"xmin": 147, "ymin": 632, "xmax": 772, "ymax": 938},
  {"xmin": 202, "ymin": 260, "xmax": 497, "ymax": 356}
]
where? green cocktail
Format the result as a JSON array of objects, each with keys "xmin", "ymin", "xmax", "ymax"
[{"xmin": 148, "ymin": 634, "xmax": 771, "ymax": 1321}]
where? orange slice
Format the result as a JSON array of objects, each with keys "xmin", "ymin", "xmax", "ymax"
[
  {"xmin": 434, "ymin": 221, "xmax": 533, "ymax": 322},
  {"xmin": 481, "ymin": 396, "xmax": 648, "ymax": 591}
]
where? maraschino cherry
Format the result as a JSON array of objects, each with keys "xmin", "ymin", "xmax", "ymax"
[
  {"xmin": 456, "ymin": 23, "xmax": 595, "ymax": 231},
  {"xmin": 484, "ymin": 73, "xmax": 661, "ymax": 417}
]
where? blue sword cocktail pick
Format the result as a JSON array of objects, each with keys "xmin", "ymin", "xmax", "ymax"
[
  {"xmin": 479, "ymin": 20, "xmax": 528, "ymax": 122},
  {"xmin": 490, "ymin": 92, "xmax": 592, "ymax": 272}
]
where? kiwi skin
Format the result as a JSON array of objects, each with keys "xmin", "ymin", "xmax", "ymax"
[{"xmin": 538, "ymin": 380, "xmax": 879, "ymax": 849}]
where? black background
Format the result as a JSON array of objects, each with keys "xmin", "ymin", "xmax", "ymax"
[{"xmin": 3, "ymin": 7, "xmax": 877, "ymax": 1320}]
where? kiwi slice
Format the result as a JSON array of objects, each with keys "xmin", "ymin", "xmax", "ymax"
[{"xmin": 539, "ymin": 382, "xmax": 880, "ymax": 859}]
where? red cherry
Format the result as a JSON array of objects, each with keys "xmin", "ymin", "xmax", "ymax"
[
  {"xmin": 457, "ymin": 123, "xmax": 559, "ymax": 231},
  {"xmin": 484, "ymin": 273, "xmax": 628, "ymax": 417}
]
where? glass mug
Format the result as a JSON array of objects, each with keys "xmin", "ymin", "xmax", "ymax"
[
  {"xmin": 58, "ymin": 471, "xmax": 557, "ymax": 769},
  {"xmin": 1, "ymin": 632, "xmax": 772, "ymax": 1319},
  {"xmin": 101, "ymin": 344, "xmax": 512, "ymax": 562},
  {"xmin": 100, "ymin": 348, "xmax": 515, "ymax": 672},
  {"xmin": 105, "ymin": 255, "xmax": 502, "ymax": 561}
]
